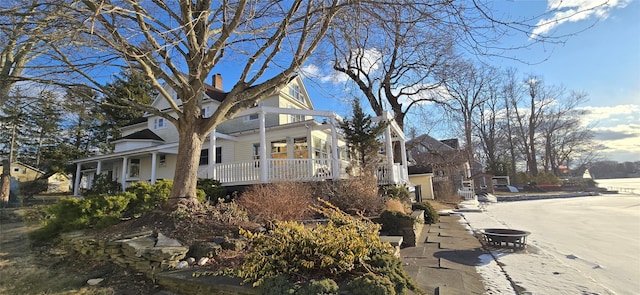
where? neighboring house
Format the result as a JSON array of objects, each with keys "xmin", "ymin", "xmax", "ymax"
[
  {"xmin": 406, "ymin": 135, "xmax": 471, "ymax": 198},
  {"xmin": 0, "ymin": 162, "xmax": 71, "ymax": 193},
  {"xmin": 0, "ymin": 162, "xmax": 44, "ymax": 183},
  {"xmin": 71, "ymin": 75, "xmax": 410, "ymax": 195}
]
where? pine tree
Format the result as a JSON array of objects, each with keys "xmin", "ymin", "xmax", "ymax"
[{"xmin": 339, "ymin": 99, "xmax": 388, "ymax": 175}]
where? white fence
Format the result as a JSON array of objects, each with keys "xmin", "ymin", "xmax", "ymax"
[{"xmin": 457, "ymin": 188, "xmax": 476, "ymax": 201}]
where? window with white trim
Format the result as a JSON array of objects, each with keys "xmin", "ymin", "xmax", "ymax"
[
  {"xmin": 289, "ymin": 84, "xmax": 304, "ymax": 102},
  {"xmin": 128, "ymin": 159, "xmax": 140, "ymax": 178},
  {"xmin": 288, "ymin": 104, "xmax": 305, "ymax": 123},
  {"xmin": 153, "ymin": 117, "xmax": 166, "ymax": 129},
  {"xmin": 201, "ymin": 106, "xmax": 211, "ymax": 118}
]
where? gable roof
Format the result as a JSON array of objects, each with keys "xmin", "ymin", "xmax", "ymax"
[
  {"xmin": 114, "ymin": 129, "xmax": 164, "ymax": 142},
  {"xmin": 406, "ymin": 134, "xmax": 456, "ymax": 153}
]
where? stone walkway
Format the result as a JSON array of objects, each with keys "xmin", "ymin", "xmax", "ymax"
[{"xmin": 402, "ymin": 214, "xmax": 488, "ymax": 295}]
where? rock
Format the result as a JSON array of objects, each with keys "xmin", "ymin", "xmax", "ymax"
[
  {"xmin": 188, "ymin": 242, "xmax": 222, "ymax": 258},
  {"xmin": 175, "ymin": 261, "xmax": 189, "ymax": 269},
  {"xmin": 156, "ymin": 233, "xmax": 183, "ymax": 247},
  {"xmin": 197, "ymin": 257, "xmax": 209, "ymax": 266},
  {"xmin": 87, "ymin": 278, "xmax": 104, "ymax": 286},
  {"xmin": 186, "ymin": 257, "xmax": 196, "ymax": 265}
]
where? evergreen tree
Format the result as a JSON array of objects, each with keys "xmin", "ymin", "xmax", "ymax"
[
  {"xmin": 339, "ymin": 99, "xmax": 388, "ymax": 174},
  {"xmin": 93, "ymin": 70, "xmax": 157, "ymax": 153}
]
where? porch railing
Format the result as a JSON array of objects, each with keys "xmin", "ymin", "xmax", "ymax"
[{"xmin": 213, "ymin": 159, "xmax": 410, "ymax": 186}]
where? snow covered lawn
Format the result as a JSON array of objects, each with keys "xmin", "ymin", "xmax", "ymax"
[{"xmin": 462, "ymin": 195, "xmax": 640, "ymax": 295}]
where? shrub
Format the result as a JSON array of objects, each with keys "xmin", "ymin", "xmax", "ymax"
[
  {"xmin": 197, "ymin": 178, "xmax": 227, "ymax": 203},
  {"xmin": 235, "ymin": 200, "xmax": 417, "ymax": 294},
  {"xmin": 87, "ymin": 174, "xmax": 122, "ymax": 195},
  {"xmin": 385, "ymin": 198, "xmax": 407, "ymax": 213},
  {"xmin": 381, "ymin": 185, "xmax": 411, "ymax": 204},
  {"xmin": 19, "ymin": 179, "xmax": 49, "ymax": 198},
  {"xmin": 535, "ymin": 171, "xmax": 561, "ymax": 185},
  {"xmin": 30, "ymin": 194, "xmax": 130, "ymax": 242},
  {"xmin": 236, "ymin": 181, "xmax": 314, "ymax": 224},
  {"xmin": 298, "ymin": 279, "xmax": 340, "ymax": 295},
  {"xmin": 318, "ymin": 176, "xmax": 385, "ymax": 216},
  {"xmin": 346, "ymin": 273, "xmax": 396, "ymax": 295},
  {"xmin": 123, "ymin": 180, "xmax": 172, "ymax": 216},
  {"xmin": 378, "ymin": 210, "xmax": 415, "ymax": 236},
  {"xmin": 411, "ymin": 202, "xmax": 439, "ymax": 224}
]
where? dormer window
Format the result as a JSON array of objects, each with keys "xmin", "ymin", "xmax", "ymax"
[
  {"xmin": 154, "ymin": 118, "xmax": 166, "ymax": 129},
  {"xmin": 289, "ymin": 85, "xmax": 304, "ymax": 102},
  {"xmin": 201, "ymin": 106, "xmax": 211, "ymax": 118}
]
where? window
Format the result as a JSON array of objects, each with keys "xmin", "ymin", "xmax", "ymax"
[
  {"xmin": 252, "ymin": 143, "xmax": 260, "ymax": 167},
  {"xmin": 313, "ymin": 137, "xmax": 329, "ymax": 159},
  {"xmin": 289, "ymin": 84, "xmax": 304, "ymax": 102},
  {"xmin": 159, "ymin": 155, "xmax": 166, "ymax": 167},
  {"xmin": 128, "ymin": 159, "xmax": 140, "ymax": 178},
  {"xmin": 288, "ymin": 104, "xmax": 305, "ymax": 123},
  {"xmin": 153, "ymin": 118, "xmax": 166, "ymax": 129},
  {"xmin": 199, "ymin": 149, "xmax": 209, "ymax": 166},
  {"xmin": 200, "ymin": 148, "xmax": 221, "ymax": 165},
  {"xmin": 244, "ymin": 102, "xmax": 263, "ymax": 121},
  {"xmin": 215, "ymin": 146, "xmax": 222, "ymax": 164},
  {"xmin": 13, "ymin": 167, "xmax": 20, "ymax": 173},
  {"xmin": 294, "ymin": 137, "xmax": 308, "ymax": 159},
  {"xmin": 201, "ymin": 106, "xmax": 211, "ymax": 118},
  {"xmin": 271, "ymin": 140, "xmax": 287, "ymax": 159}
]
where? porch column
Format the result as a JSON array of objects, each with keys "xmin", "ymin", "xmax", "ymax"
[
  {"xmin": 330, "ymin": 116, "xmax": 339, "ymax": 180},
  {"xmin": 384, "ymin": 123, "xmax": 395, "ymax": 183},
  {"xmin": 259, "ymin": 112, "xmax": 268, "ymax": 183},
  {"xmin": 400, "ymin": 136, "xmax": 408, "ymax": 181},
  {"xmin": 73, "ymin": 163, "xmax": 82, "ymax": 196},
  {"xmin": 121, "ymin": 157, "xmax": 128, "ymax": 190},
  {"xmin": 150, "ymin": 152, "xmax": 157, "ymax": 184},
  {"xmin": 209, "ymin": 130, "xmax": 216, "ymax": 179},
  {"xmin": 96, "ymin": 160, "xmax": 102, "ymax": 175}
]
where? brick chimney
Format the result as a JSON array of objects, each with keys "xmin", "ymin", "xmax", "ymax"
[{"xmin": 212, "ymin": 73, "xmax": 223, "ymax": 90}]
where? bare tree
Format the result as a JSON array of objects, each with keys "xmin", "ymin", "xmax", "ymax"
[
  {"xmin": 46, "ymin": 0, "xmax": 351, "ymax": 210},
  {"xmin": 438, "ymin": 60, "xmax": 499, "ymax": 174},
  {"xmin": 474, "ymin": 78, "xmax": 508, "ymax": 176},
  {"xmin": 0, "ymin": 0, "xmax": 74, "ymax": 202},
  {"xmin": 330, "ymin": 1, "xmax": 457, "ymax": 132}
]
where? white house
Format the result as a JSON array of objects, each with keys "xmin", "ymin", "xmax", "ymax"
[{"xmin": 72, "ymin": 75, "xmax": 410, "ymax": 195}]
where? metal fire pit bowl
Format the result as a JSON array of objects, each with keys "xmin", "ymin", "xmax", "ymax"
[{"xmin": 481, "ymin": 228, "xmax": 531, "ymax": 249}]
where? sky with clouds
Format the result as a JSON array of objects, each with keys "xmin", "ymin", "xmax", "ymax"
[{"xmin": 301, "ymin": 0, "xmax": 639, "ymax": 164}]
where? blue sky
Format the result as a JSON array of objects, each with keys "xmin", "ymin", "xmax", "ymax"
[{"xmin": 298, "ymin": 0, "xmax": 640, "ymax": 164}]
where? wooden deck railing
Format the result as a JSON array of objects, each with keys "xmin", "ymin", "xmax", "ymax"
[{"xmin": 213, "ymin": 159, "xmax": 410, "ymax": 186}]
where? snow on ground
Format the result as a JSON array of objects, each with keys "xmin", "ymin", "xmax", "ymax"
[{"xmin": 461, "ymin": 194, "xmax": 640, "ymax": 295}]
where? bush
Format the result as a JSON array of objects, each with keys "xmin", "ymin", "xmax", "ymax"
[
  {"xmin": 197, "ymin": 178, "xmax": 227, "ymax": 203},
  {"xmin": 30, "ymin": 194, "xmax": 131, "ymax": 242},
  {"xmin": 346, "ymin": 273, "xmax": 396, "ymax": 295},
  {"xmin": 236, "ymin": 200, "xmax": 417, "ymax": 294},
  {"xmin": 123, "ymin": 180, "xmax": 172, "ymax": 216},
  {"xmin": 378, "ymin": 210, "xmax": 415, "ymax": 236},
  {"xmin": 381, "ymin": 185, "xmax": 411, "ymax": 204},
  {"xmin": 411, "ymin": 202, "xmax": 439, "ymax": 224},
  {"xmin": 318, "ymin": 176, "xmax": 385, "ymax": 216},
  {"xmin": 385, "ymin": 198, "xmax": 407, "ymax": 213},
  {"xmin": 236, "ymin": 181, "xmax": 314, "ymax": 224},
  {"xmin": 87, "ymin": 174, "xmax": 122, "ymax": 195},
  {"xmin": 19, "ymin": 179, "xmax": 49, "ymax": 198},
  {"xmin": 30, "ymin": 181, "xmax": 178, "ymax": 242}
]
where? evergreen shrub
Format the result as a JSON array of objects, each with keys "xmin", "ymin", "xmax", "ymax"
[
  {"xmin": 411, "ymin": 202, "xmax": 439, "ymax": 224},
  {"xmin": 235, "ymin": 200, "xmax": 418, "ymax": 294},
  {"xmin": 378, "ymin": 210, "xmax": 416, "ymax": 236},
  {"xmin": 197, "ymin": 178, "xmax": 227, "ymax": 203}
]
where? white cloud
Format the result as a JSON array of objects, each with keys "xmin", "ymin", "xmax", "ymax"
[
  {"xmin": 579, "ymin": 104, "xmax": 640, "ymax": 126},
  {"xmin": 531, "ymin": 0, "xmax": 631, "ymax": 38},
  {"xmin": 300, "ymin": 64, "xmax": 349, "ymax": 85}
]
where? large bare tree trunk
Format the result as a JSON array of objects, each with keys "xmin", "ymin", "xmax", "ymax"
[{"xmin": 1, "ymin": 159, "xmax": 10, "ymax": 204}]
